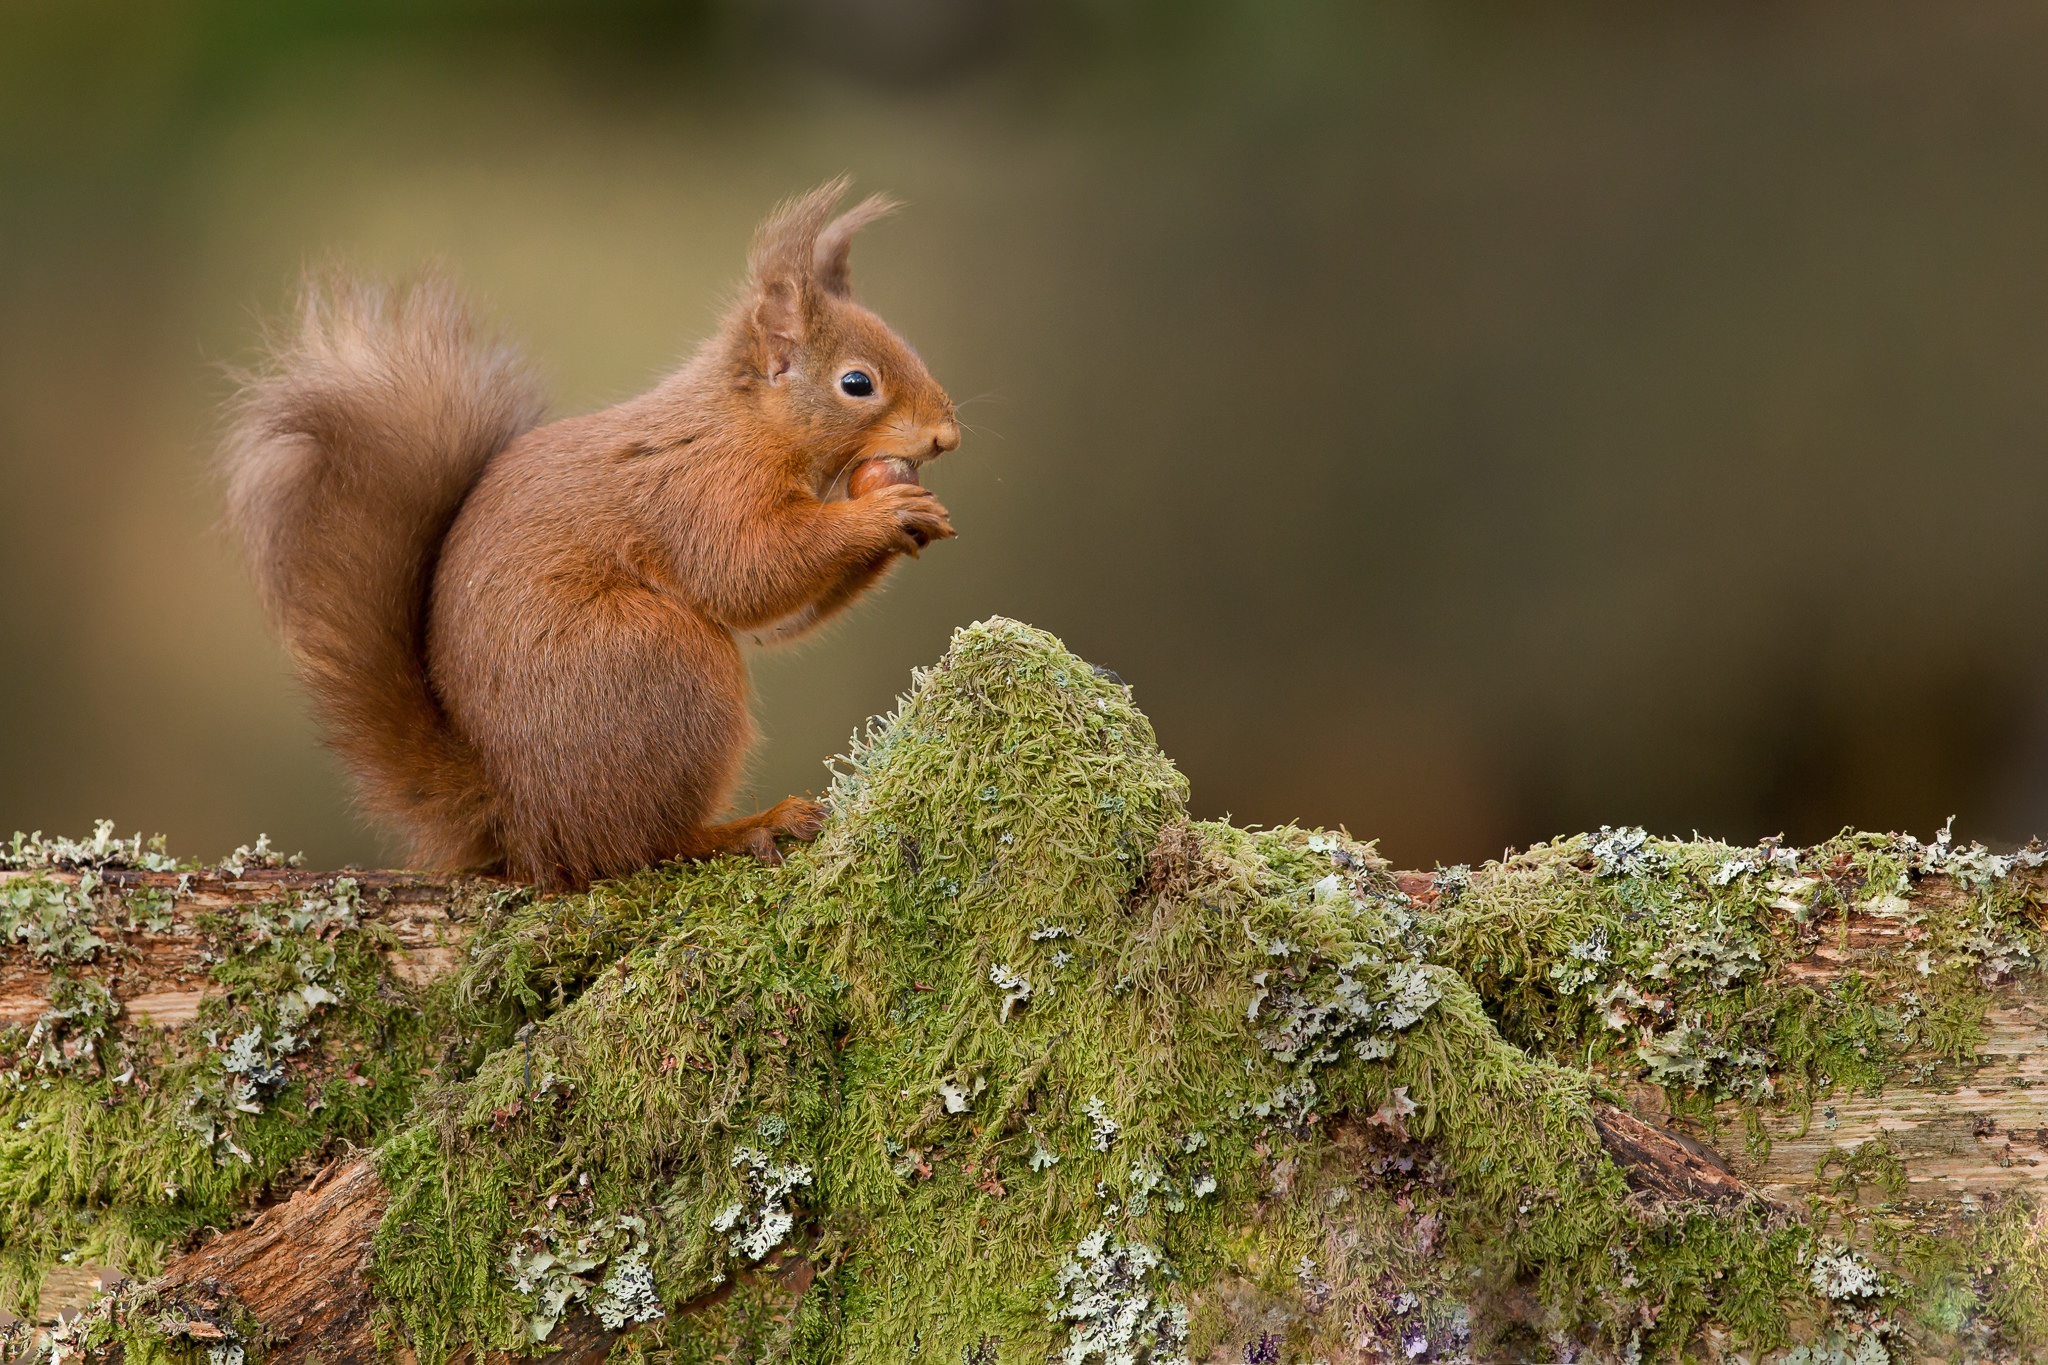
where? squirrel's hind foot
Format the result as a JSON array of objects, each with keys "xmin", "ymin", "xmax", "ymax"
[{"xmin": 688, "ymin": 796, "xmax": 828, "ymax": 866}]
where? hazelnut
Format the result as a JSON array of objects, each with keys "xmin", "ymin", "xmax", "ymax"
[{"xmin": 847, "ymin": 457, "xmax": 919, "ymax": 498}]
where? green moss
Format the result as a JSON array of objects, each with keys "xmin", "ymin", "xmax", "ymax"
[
  {"xmin": 1887, "ymin": 1191, "xmax": 2048, "ymax": 1358},
  {"xmin": 451, "ymin": 873, "xmax": 669, "ymax": 1052},
  {"xmin": 1816, "ymin": 1134, "xmax": 1907, "ymax": 1206},
  {"xmin": 1970, "ymin": 1192, "xmax": 2048, "ymax": 1349},
  {"xmin": 375, "ymin": 621, "xmax": 1201, "ymax": 1363}
]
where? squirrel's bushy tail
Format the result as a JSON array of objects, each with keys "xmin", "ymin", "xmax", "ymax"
[{"xmin": 223, "ymin": 272, "xmax": 543, "ymax": 869}]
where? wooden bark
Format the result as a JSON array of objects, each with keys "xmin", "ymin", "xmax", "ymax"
[
  {"xmin": 1589, "ymin": 1105, "xmax": 1756, "ymax": 1211},
  {"xmin": 152, "ymin": 1159, "xmax": 395, "ymax": 1363}
]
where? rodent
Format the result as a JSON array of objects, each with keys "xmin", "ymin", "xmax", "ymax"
[{"xmin": 223, "ymin": 180, "xmax": 960, "ymax": 889}]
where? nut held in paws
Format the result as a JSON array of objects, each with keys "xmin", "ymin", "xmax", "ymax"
[{"xmin": 848, "ymin": 457, "xmax": 920, "ymax": 498}]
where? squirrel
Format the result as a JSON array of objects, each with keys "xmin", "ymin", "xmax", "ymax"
[{"xmin": 223, "ymin": 180, "xmax": 960, "ymax": 889}]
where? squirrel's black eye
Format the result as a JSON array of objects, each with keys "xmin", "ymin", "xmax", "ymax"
[{"xmin": 839, "ymin": 370, "xmax": 875, "ymax": 398}]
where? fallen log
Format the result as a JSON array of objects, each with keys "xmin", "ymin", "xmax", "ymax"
[
  {"xmin": 4, "ymin": 619, "xmax": 2045, "ymax": 1365},
  {"xmin": 0, "ymin": 858, "xmax": 497, "ymax": 1031}
]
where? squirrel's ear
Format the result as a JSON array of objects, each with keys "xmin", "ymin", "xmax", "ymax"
[
  {"xmin": 812, "ymin": 194, "xmax": 899, "ymax": 297},
  {"xmin": 743, "ymin": 178, "xmax": 854, "ymax": 378},
  {"xmin": 746, "ymin": 277, "xmax": 807, "ymax": 380}
]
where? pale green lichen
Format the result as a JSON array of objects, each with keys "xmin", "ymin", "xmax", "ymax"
[
  {"xmin": 0, "ymin": 822, "xmax": 180, "ymax": 875},
  {"xmin": 505, "ymin": 1211, "xmax": 666, "ymax": 1341},
  {"xmin": 1, "ymin": 873, "xmax": 114, "ymax": 965},
  {"xmin": 1045, "ymin": 1229, "xmax": 1190, "ymax": 1365}
]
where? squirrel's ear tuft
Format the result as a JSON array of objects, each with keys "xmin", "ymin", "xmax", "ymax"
[
  {"xmin": 748, "ymin": 178, "xmax": 850, "ymax": 287},
  {"xmin": 743, "ymin": 178, "xmax": 855, "ymax": 378},
  {"xmin": 813, "ymin": 193, "xmax": 899, "ymax": 297}
]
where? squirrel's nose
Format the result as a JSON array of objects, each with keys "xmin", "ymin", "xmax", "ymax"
[{"xmin": 930, "ymin": 420, "xmax": 961, "ymax": 455}]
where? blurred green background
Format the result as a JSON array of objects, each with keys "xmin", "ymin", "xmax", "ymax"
[{"xmin": 3, "ymin": 0, "xmax": 2047, "ymax": 870}]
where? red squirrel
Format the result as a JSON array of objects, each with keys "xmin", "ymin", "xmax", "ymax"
[{"xmin": 224, "ymin": 180, "xmax": 960, "ymax": 888}]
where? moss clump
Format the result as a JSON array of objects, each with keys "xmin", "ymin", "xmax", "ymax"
[
  {"xmin": 372, "ymin": 618, "xmax": 1967, "ymax": 1365},
  {"xmin": 374, "ymin": 619, "xmax": 1201, "ymax": 1362}
]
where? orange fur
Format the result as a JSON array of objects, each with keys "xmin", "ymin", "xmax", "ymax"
[{"xmin": 224, "ymin": 181, "xmax": 959, "ymax": 887}]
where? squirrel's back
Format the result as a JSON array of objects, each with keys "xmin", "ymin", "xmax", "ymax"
[{"xmin": 222, "ymin": 272, "xmax": 544, "ymax": 868}]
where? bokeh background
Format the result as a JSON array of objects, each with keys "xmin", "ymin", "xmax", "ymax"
[{"xmin": 4, "ymin": 0, "xmax": 2048, "ymax": 871}]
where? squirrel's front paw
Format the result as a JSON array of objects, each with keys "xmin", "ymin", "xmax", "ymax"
[{"xmin": 865, "ymin": 482, "xmax": 956, "ymax": 554}]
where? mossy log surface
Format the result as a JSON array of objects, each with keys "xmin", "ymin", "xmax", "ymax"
[{"xmin": 3, "ymin": 619, "xmax": 2046, "ymax": 1365}]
